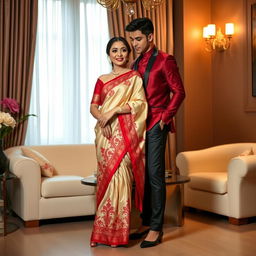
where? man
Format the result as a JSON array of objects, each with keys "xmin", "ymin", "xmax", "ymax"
[{"xmin": 126, "ymin": 18, "xmax": 185, "ymax": 248}]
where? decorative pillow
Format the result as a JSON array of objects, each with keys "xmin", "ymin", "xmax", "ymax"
[
  {"xmin": 239, "ymin": 148, "xmax": 254, "ymax": 156},
  {"xmin": 21, "ymin": 147, "xmax": 55, "ymax": 177}
]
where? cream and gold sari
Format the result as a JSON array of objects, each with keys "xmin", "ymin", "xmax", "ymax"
[{"xmin": 90, "ymin": 70, "xmax": 147, "ymax": 246}]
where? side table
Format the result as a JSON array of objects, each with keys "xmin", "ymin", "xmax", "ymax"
[
  {"xmin": 165, "ymin": 175, "xmax": 190, "ymax": 226},
  {"xmin": 81, "ymin": 175, "xmax": 97, "ymax": 186},
  {"xmin": 0, "ymin": 172, "xmax": 18, "ymax": 236}
]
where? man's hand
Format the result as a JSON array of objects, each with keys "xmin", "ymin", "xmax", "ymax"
[{"xmin": 101, "ymin": 124, "xmax": 112, "ymax": 139}]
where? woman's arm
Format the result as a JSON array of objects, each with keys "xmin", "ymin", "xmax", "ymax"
[
  {"xmin": 90, "ymin": 104, "xmax": 101, "ymax": 120},
  {"xmin": 90, "ymin": 104, "xmax": 111, "ymax": 138},
  {"xmin": 90, "ymin": 103, "xmax": 131, "ymax": 138},
  {"xmin": 97, "ymin": 104, "xmax": 131, "ymax": 128}
]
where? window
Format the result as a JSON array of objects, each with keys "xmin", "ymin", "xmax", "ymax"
[{"xmin": 25, "ymin": 0, "xmax": 110, "ymax": 145}]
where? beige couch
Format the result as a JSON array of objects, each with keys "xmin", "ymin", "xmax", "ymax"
[
  {"xmin": 5, "ymin": 144, "xmax": 97, "ymax": 227},
  {"xmin": 176, "ymin": 143, "xmax": 256, "ymax": 225}
]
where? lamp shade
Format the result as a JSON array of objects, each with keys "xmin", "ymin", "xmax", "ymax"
[
  {"xmin": 207, "ymin": 24, "xmax": 216, "ymax": 36},
  {"xmin": 225, "ymin": 23, "xmax": 234, "ymax": 35},
  {"xmin": 203, "ymin": 26, "xmax": 209, "ymax": 38}
]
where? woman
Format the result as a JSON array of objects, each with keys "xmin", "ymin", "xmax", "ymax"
[{"xmin": 90, "ymin": 37, "xmax": 147, "ymax": 247}]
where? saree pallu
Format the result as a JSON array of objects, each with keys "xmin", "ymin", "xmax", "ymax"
[{"xmin": 90, "ymin": 70, "xmax": 147, "ymax": 245}]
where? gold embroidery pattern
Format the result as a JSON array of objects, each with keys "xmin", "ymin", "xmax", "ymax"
[
  {"xmin": 92, "ymin": 199, "xmax": 130, "ymax": 245},
  {"xmin": 101, "ymin": 71, "xmax": 137, "ymax": 103},
  {"xmin": 97, "ymin": 124, "xmax": 126, "ymax": 203}
]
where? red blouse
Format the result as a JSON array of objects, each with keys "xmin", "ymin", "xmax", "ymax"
[{"xmin": 91, "ymin": 79, "xmax": 103, "ymax": 105}]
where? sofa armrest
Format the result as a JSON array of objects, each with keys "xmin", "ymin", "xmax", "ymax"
[
  {"xmin": 228, "ymin": 155, "xmax": 256, "ymax": 178},
  {"xmin": 6, "ymin": 149, "xmax": 41, "ymax": 221},
  {"xmin": 176, "ymin": 149, "xmax": 228, "ymax": 176},
  {"xmin": 227, "ymin": 155, "xmax": 256, "ymax": 218},
  {"xmin": 176, "ymin": 144, "xmax": 254, "ymax": 176}
]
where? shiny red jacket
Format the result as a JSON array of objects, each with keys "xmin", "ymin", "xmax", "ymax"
[{"xmin": 135, "ymin": 46, "xmax": 185, "ymax": 132}]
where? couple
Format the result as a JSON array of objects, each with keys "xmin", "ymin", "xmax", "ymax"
[{"xmin": 90, "ymin": 17, "xmax": 185, "ymax": 248}]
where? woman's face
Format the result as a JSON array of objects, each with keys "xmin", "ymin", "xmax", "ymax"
[{"xmin": 109, "ymin": 41, "xmax": 129, "ymax": 68}]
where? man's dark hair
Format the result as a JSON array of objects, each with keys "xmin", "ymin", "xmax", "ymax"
[
  {"xmin": 106, "ymin": 36, "xmax": 131, "ymax": 56},
  {"xmin": 125, "ymin": 17, "xmax": 154, "ymax": 36}
]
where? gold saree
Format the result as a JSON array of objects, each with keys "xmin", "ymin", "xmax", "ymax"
[{"xmin": 90, "ymin": 70, "xmax": 147, "ymax": 246}]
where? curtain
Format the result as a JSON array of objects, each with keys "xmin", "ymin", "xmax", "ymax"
[
  {"xmin": 25, "ymin": 0, "xmax": 110, "ymax": 145},
  {"xmin": 107, "ymin": 0, "xmax": 176, "ymax": 171},
  {"xmin": 0, "ymin": 0, "xmax": 38, "ymax": 149}
]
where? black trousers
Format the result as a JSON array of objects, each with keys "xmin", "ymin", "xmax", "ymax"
[{"xmin": 141, "ymin": 122, "xmax": 168, "ymax": 231}]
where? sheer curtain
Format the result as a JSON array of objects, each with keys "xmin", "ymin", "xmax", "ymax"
[{"xmin": 25, "ymin": 0, "xmax": 110, "ymax": 145}]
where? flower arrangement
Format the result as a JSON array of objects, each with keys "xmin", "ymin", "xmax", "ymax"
[{"xmin": 0, "ymin": 98, "xmax": 35, "ymax": 140}]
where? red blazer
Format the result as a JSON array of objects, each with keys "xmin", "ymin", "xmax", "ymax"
[{"xmin": 135, "ymin": 47, "xmax": 185, "ymax": 132}]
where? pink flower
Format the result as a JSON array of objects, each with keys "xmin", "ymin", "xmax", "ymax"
[{"xmin": 0, "ymin": 98, "xmax": 20, "ymax": 113}]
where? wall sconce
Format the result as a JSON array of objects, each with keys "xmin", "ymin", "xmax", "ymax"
[{"xmin": 203, "ymin": 23, "xmax": 234, "ymax": 52}]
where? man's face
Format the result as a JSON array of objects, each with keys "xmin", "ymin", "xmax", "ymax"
[{"xmin": 129, "ymin": 30, "xmax": 152, "ymax": 55}]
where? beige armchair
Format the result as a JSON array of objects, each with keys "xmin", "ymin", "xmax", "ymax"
[
  {"xmin": 176, "ymin": 143, "xmax": 256, "ymax": 225},
  {"xmin": 5, "ymin": 144, "xmax": 97, "ymax": 227}
]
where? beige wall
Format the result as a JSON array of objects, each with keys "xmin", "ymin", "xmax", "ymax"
[
  {"xmin": 174, "ymin": 0, "xmax": 213, "ymax": 152},
  {"xmin": 175, "ymin": 0, "xmax": 256, "ymax": 152},
  {"xmin": 212, "ymin": 0, "xmax": 256, "ymax": 144}
]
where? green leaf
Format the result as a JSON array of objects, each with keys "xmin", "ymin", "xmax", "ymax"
[{"xmin": 16, "ymin": 114, "xmax": 37, "ymax": 124}]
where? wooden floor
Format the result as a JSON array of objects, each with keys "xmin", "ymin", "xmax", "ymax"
[{"xmin": 1, "ymin": 211, "xmax": 256, "ymax": 256}]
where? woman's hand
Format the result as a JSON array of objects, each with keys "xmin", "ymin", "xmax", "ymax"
[
  {"xmin": 98, "ymin": 109, "xmax": 115, "ymax": 128},
  {"xmin": 101, "ymin": 124, "xmax": 112, "ymax": 139}
]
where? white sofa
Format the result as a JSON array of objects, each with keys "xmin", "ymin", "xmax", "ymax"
[
  {"xmin": 176, "ymin": 143, "xmax": 256, "ymax": 225},
  {"xmin": 5, "ymin": 144, "xmax": 97, "ymax": 227}
]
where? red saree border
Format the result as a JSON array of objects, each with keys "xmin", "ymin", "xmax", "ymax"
[
  {"xmin": 100, "ymin": 70, "xmax": 139, "ymax": 104},
  {"xmin": 91, "ymin": 238, "xmax": 129, "ymax": 246},
  {"xmin": 101, "ymin": 70, "xmax": 135, "ymax": 86},
  {"xmin": 96, "ymin": 148, "xmax": 127, "ymax": 208},
  {"xmin": 118, "ymin": 114, "xmax": 145, "ymax": 212},
  {"xmin": 91, "ymin": 198, "xmax": 130, "ymax": 245}
]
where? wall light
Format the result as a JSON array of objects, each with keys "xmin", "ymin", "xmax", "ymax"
[{"xmin": 203, "ymin": 23, "xmax": 234, "ymax": 52}]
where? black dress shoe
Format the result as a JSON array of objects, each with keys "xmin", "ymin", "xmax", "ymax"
[
  {"xmin": 129, "ymin": 228, "xmax": 150, "ymax": 240},
  {"xmin": 140, "ymin": 231, "xmax": 163, "ymax": 248}
]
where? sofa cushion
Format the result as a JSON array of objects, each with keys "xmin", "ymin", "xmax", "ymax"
[
  {"xmin": 21, "ymin": 147, "xmax": 56, "ymax": 177},
  {"xmin": 41, "ymin": 175, "xmax": 95, "ymax": 198},
  {"xmin": 188, "ymin": 172, "xmax": 227, "ymax": 194}
]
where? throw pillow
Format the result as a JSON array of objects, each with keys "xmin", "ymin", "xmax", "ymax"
[{"xmin": 21, "ymin": 147, "xmax": 55, "ymax": 177}]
